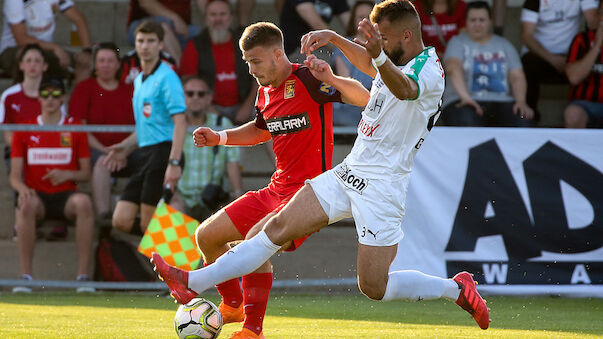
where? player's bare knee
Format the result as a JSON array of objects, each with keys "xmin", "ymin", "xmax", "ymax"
[
  {"xmin": 358, "ymin": 280, "xmax": 386, "ymax": 300},
  {"xmin": 263, "ymin": 213, "xmax": 288, "ymax": 245}
]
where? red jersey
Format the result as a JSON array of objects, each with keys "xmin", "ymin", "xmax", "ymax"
[
  {"xmin": 11, "ymin": 115, "xmax": 90, "ymax": 194},
  {"xmin": 255, "ymin": 64, "xmax": 342, "ymax": 195},
  {"xmin": 179, "ymin": 40, "xmax": 199, "ymax": 77},
  {"xmin": 567, "ymin": 30, "xmax": 603, "ymax": 102},
  {"xmin": 128, "ymin": 0, "xmax": 191, "ymax": 25},
  {"xmin": 68, "ymin": 78, "xmax": 135, "ymax": 147},
  {"xmin": 415, "ymin": 0, "xmax": 466, "ymax": 54},
  {"xmin": 211, "ymin": 40, "xmax": 240, "ymax": 107},
  {"xmin": 0, "ymin": 84, "xmax": 41, "ymax": 124}
]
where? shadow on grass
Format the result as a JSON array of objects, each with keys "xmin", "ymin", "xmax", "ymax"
[{"xmin": 1, "ymin": 292, "xmax": 602, "ymax": 335}]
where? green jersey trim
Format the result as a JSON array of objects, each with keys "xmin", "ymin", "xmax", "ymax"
[{"xmin": 406, "ymin": 47, "xmax": 432, "ymax": 101}]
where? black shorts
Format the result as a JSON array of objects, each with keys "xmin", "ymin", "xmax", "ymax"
[
  {"xmin": 37, "ymin": 190, "xmax": 76, "ymax": 221},
  {"xmin": 90, "ymin": 148, "xmax": 143, "ymax": 178},
  {"xmin": 120, "ymin": 141, "xmax": 171, "ymax": 206}
]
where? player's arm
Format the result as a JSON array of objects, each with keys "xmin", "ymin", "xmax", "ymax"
[
  {"xmin": 304, "ymin": 55, "xmax": 369, "ymax": 106},
  {"xmin": 164, "ymin": 113, "xmax": 186, "ymax": 189},
  {"xmin": 566, "ymin": 29, "xmax": 603, "ymax": 85},
  {"xmin": 355, "ymin": 19, "xmax": 418, "ymax": 100},
  {"xmin": 63, "ymin": 6, "xmax": 91, "ymax": 48},
  {"xmin": 301, "ymin": 30, "xmax": 376, "ymax": 78},
  {"xmin": 193, "ymin": 121, "xmax": 271, "ymax": 147},
  {"xmin": 42, "ymin": 157, "xmax": 91, "ymax": 186}
]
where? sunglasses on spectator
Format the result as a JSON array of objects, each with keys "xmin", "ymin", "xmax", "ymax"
[
  {"xmin": 185, "ymin": 90, "xmax": 208, "ymax": 98},
  {"xmin": 39, "ymin": 90, "xmax": 63, "ymax": 99}
]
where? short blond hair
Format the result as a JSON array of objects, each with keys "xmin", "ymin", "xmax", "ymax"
[{"xmin": 239, "ymin": 22, "xmax": 283, "ymax": 52}]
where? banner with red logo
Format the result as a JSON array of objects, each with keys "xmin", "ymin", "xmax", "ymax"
[{"xmin": 391, "ymin": 127, "xmax": 603, "ymax": 297}]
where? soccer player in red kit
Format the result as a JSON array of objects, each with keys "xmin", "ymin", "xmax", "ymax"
[{"xmin": 187, "ymin": 22, "xmax": 369, "ymax": 338}]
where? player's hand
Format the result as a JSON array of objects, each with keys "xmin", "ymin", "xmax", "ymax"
[
  {"xmin": 43, "ymin": 169, "xmax": 72, "ymax": 186},
  {"xmin": 101, "ymin": 155, "xmax": 126, "ymax": 173},
  {"xmin": 300, "ymin": 30, "xmax": 335, "ymax": 55},
  {"xmin": 355, "ymin": 18, "xmax": 382, "ymax": 59},
  {"xmin": 513, "ymin": 101, "xmax": 534, "ymax": 120},
  {"xmin": 193, "ymin": 127, "xmax": 219, "ymax": 147},
  {"xmin": 456, "ymin": 97, "xmax": 484, "ymax": 116},
  {"xmin": 304, "ymin": 54, "xmax": 335, "ymax": 83},
  {"xmin": 163, "ymin": 164, "xmax": 181, "ymax": 191}
]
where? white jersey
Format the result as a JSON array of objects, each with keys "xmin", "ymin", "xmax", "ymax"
[
  {"xmin": 1, "ymin": 0, "xmax": 74, "ymax": 53},
  {"xmin": 345, "ymin": 47, "xmax": 445, "ymax": 179}
]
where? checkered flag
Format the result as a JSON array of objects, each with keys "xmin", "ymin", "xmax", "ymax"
[{"xmin": 138, "ymin": 202, "xmax": 202, "ymax": 270}]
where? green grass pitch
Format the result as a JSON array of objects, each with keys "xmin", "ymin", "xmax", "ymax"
[{"xmin": 0, "ymin": 292, "xmax": 601, "ymax": 338}]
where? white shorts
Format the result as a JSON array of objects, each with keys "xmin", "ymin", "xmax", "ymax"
[{"xmin": 307, "ymin": 162, "xmax": 408, "ymax": 246}]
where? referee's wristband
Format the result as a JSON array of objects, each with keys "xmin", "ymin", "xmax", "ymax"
[
  {"xmin": 372, "ymin": 50, "xmax": 387, "ymax": 67},
  {"xmin": 217, "ymin": 130, "xmax": 228, "ymax": 145}
]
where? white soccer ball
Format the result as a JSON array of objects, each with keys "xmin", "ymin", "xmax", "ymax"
[{"xmin": 174, "ymin": 298, "xmax": 223, "ymax": 339}]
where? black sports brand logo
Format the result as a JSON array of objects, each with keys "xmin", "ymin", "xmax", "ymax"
[{"xmin": 265, "ymin": 112, "xmax": 311, "ymax": 135}]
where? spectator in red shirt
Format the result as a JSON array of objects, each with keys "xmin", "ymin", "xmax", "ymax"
[
  {"xmin": 68, "ymin": 42, "xmax": 139, "ymax": 220},
  {"xmin": 179, "ymin": 0, "xmax": 257, "ymax": 124},
  {"xmin": 414, "ymin": 0, "xmax": 466, "ymax": 56},
  {"xmin": 10, "ymin": 77, "xmax": 94, "ymax": 293},
  {"xmin": 127, "ymin": 0, "xmax": 203, "ymax": 62},
  {"xmin": 1, "ymin": 44, "xmax": 47, "ymax": 165},
  {"xmin": 564, "ymin": 3, "xmax": 603, "ymax": 129}
]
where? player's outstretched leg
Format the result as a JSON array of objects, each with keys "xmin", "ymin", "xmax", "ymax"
[
  {"xmin": 151, "ymin": 252, "xmax": 198, "ymax": 304},
  {"xmin": 453, "ymin": 271, "xmax": 491, "ymax": 329}
]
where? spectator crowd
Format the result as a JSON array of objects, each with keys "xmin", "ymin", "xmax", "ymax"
[{"xmin": 0, "ymin": 0, "xmax": 601, "ymax": 292}]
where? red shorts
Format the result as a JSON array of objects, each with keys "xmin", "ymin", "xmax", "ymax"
[{"xmin": 224, "ymin": 186, "xmax": 309, "ymax": 251}]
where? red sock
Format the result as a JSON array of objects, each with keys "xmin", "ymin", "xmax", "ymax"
[
  {"xmin": 242, "ymin": 272, "xmax": 273, "ymax": 335},
  {"xmin": 216, "ymin": 278, "xmax": 243, "ymax": 308}
]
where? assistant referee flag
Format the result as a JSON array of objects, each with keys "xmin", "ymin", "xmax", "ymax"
[{"xmin": 138, "ymin": 202, "xmax": 202, "ymax": 270}]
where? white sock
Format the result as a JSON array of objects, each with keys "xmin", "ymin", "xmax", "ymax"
[
  {"xmin": 188, "ymin": 230, "xmax": 281, "ymax": 293},
  {"xmin": 382, "ymin": 270, "xmax": 460, "ymax": 302}
]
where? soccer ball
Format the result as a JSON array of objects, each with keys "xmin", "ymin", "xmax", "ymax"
[{"xmin": 174, "ymin": 298, "xmax": 223, "ymax": 339}]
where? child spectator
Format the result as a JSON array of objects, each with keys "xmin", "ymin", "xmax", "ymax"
[{"xmin": 10, "ymin": 77, "xmax": 94, "ymax": 293}]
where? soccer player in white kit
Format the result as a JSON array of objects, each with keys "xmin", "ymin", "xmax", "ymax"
[{"xmin": 153, "ymin": 0, "xmax": 490, "ymax": 330}]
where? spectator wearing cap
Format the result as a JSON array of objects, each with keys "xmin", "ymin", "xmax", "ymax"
[{"xmin": 10, "ymin": 77, "xmax": 95, "ymax": 293}]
